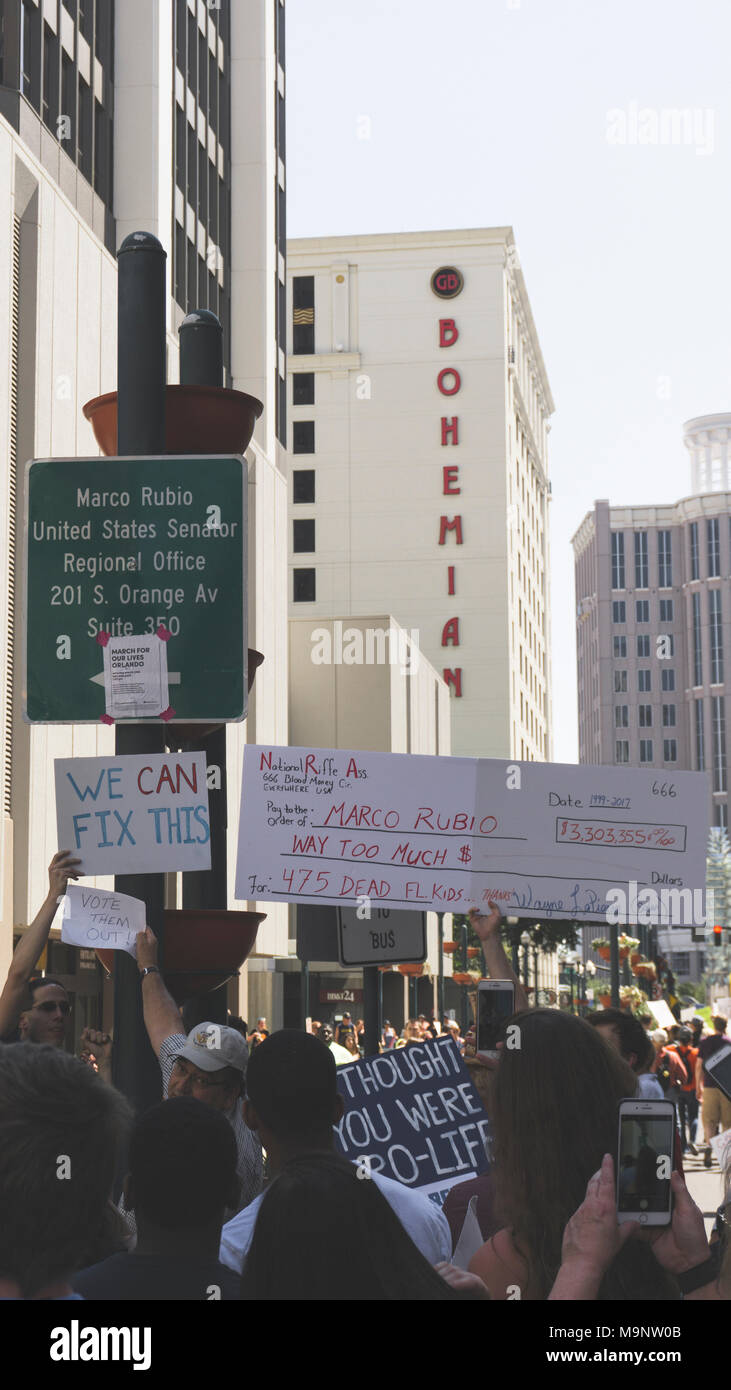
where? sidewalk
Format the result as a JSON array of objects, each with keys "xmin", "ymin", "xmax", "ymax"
[{"xmin": 682, "ymin": 1148, "xmax": 725, "ymax": 1237}]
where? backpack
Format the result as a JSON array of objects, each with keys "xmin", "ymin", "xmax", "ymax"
[{"xmin": 655, "ymin": 1048, "xmax": 687, "ymax": 1094}]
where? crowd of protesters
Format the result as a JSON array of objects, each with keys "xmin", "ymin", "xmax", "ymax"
[{"xmin": 0, "ymin": 855, "xmax": 729, "ymax": 1301}]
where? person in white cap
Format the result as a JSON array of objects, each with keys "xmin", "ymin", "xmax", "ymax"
[{"xmin": 134, "ymin": 928, "xmax": 263, "ymax": 1221}]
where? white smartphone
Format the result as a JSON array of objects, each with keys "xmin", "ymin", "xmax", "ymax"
[
  {"xmin": 476, "ymin": 979, "xmax": 515, "ymax": 1060},
  {"xmin": 616, "ymin": 1098, "xmax": 675, "ymax": 1226},
  {"xmin": 702, "ymin": 1042, "xmax": 731, "ymax": 1102}
]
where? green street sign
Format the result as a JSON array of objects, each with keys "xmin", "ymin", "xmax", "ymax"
[{"xmin": 24, "ymin": 455, "xmax": 247, "ymax": 723}]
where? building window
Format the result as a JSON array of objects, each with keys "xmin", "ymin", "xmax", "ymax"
[
  {"xmin": 613, "ymin": 636, "xmax": 627, "ymax": 659},
  {"xmin": 637, "ymin": 635, "xmax": 650, "ymax": 657},
  {"xmin": 710, "ymin": 589, "xmax": 724, "ymax": 684},
  {"xmin": 663, "ymin": 739, "xmax": 677, "ymax": 762},
  {"xmin": 293, "ymin": 373, "xmax": 315, "ymax": 405},
  {"xmin": 611, "ymin": 532, "xmax": 625, "ymax": 589},
  {"xmin": 636, "ymin": 599, "xmax": 650, "ymax": 623},
  {"xmin": 690, "ymin": 520, "xmax": 699, "ymax": 581},
  {"xmin": 612, "ymin": 600, "xmax": 626, "ymax": 623},
  {"xmin": 708, "ymin": 517, "xmax": 721, "ymax": 577},
  {"xmin": 712, "ymin": 694, "xmax": 726, "ymax": 793},
  {"xmin": 659, "ymin": 598, "xmax": 674, "ymax": 622},
  {"xmin": 614, "ymin": 670, "xmax": 627, "ymax": 693},
  {"xmin": 293, "ymin": 470, "xmax": 315, "ymax": 504},
  {"xmin": 692, "ymin": 590, "xmax": 702, "ymax": 685},
  {"xmin": 42, "ymin": 23, "xmax": 58, "ymax": 127},
  {"xmin": 21, "ymin": 0, "xmax": 40, "ymax": 108},
  {"xmin": 293, "ymin": 519, "xmax": 315, "ymax": 553},
  {"xmin": 662, "ymin": 704, "xmax": 676, "ymax": 726},
  {"xmin": 695, "ymin": 698, "xmax": 705, "ymax": 770},
  {"xmin": 61, "ymin": 52, "xmax": 75, "ymax": 147},
  {"xmin": 715, "ymin": 803, "xmax": 728, "ymax": 829},
  {"xmin": 293, "ymin": 276, "xmax": 315, "ymax": 354},
  {"xmin": 639, "ymin": 705, "xmax": 652, "ymax": 727},
  {"xmin": 615, "ymin": 741, "xmax": 629, "ymax": 764},
  {"xmin": 672, "ymin": 952, "xmax": 691, "ymax": 975},
  {"xmin": 634, "ymin": 531, "xmax": 649, "ymax": 588},
  {"xmin": 293, "ymin": 568, "xmax": 316, "ymax": 603},
  {"xmin": 638, "ymin": 669, "xmax": 651, "ymax": 692},
  {"xmin": 615, "ymin": 706, "xmax": 629, "ymax": 728},
  {"xmin": 639, "ymin": 739, "xmax": 654, "ymax": 763},
  {"xmin": 658, "ymin": 529, "xmax": 672, "ymax": 587},
  {"xmin": 77, "ymin": 76, "xmax": 92, "ymax": 181},
  {"xmin": 661, "ymin": 669, "xmax": 675, "ymax": 691},
  {"xmin": 292, "ymin": 421, "xmax": 315, "ymax": 454}
]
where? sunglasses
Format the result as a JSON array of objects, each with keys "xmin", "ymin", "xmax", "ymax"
[{"xmin": 33, "ymin": 1000, "xmax": 71, "ymax": 1015}]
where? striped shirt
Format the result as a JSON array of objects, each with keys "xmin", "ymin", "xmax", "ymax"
[{"xmin": 118, "ymin": 1032, "xmax": 263, "ymax": 1240}]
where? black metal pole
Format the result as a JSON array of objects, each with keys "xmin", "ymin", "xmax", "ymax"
[
  {"xmin": 460, "ymin": 920, "xmax": 469, "ymax": 1034},
  {"xmin": 112, "ymin": 231, "xmax": 167, "ymax": 1115},
  {"xmin": 437, "ymin": 912, "xmax": 444, "ymax": 1023},
  {"xmin": 363, "ymin": 964, "xmax": 380, "ymax": 1057},
  {"xmin": 178, "ymin": 310, "xmax": 228, "ymax": 1029},
  {"xmin": 610, "ymin": 924, "xmax": 621, "ymax": 1007}
]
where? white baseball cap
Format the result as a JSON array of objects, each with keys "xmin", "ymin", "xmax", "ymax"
[{"xmin": 174, "ymin": 1022, "xmax": 250, "ymax": 1074}]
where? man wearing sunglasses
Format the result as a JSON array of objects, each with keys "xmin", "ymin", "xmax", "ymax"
[{"xmin": 0, "ymin": 850, "xmax": 81, "ymax": 1045}]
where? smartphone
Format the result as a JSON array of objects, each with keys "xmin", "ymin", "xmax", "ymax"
[
  {"xmin": 616, "ymin": 1098, "xmax": 675, "ymax": 1226},
  {"xmin": 476, "ymin": 980, "xmax": 515, "ymax": 1060},
  {"xmin": 702, "ymin": 1042, "xmax": 731, "ymax": 1101}
]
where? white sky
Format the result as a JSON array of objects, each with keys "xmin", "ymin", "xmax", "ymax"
[{"xmin": 285, "ymin": 0, "xmax": 731, "ymax": 762}]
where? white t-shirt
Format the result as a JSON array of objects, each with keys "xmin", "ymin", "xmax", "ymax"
[
  {"xmin": 219, "ymin": 1164, "xmax": 452, "ymax": 1272},
  {"xmin": 637, "ymin": 1071, "xmax": 665, "ymax": 1100}
]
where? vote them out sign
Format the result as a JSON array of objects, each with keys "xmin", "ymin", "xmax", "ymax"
[{"xmin": 24, "ymin": 456, "xmax": 247, "ymax": 723}]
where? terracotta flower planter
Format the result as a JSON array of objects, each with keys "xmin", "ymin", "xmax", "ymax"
[
  {"xmin": 466, "ymin": 946, "xmax": 481, "ymax": 959},
  {"xmin": 83, "ymin": 384, "xmax": 263, "ymax": 457},
  {"xmin": 95, "ymin": 907, "xmax": 265, "ymax": 1003},
  {"xmin": 597, "ymin": 992, "xmax": 612, "ymax": 1007},
  {"xmin": 442, "ymin": 941, "xmax": 458, "ymax": 954},
  {"xmin": 595, "ymin": 946, "xmax": 611, "ymax": 961},
  {"xmin": 397, "ymin": 962, "xmax": 424, "ymax": 977}
]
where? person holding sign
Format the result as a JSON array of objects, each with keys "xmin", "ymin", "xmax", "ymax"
[{"xmin": 0, "ymin": 851, "xmax": 81, "ymax": 1045}]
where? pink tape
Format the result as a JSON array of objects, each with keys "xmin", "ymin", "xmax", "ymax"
[
  {"xmin": 100, "ymin": 713, "xmax": 115, "ymax": 725},
  {"xmin": 160, "ymin": 706, "xmax": 176, "ymax": 722},
  {"xmin": 156, "ymin": 625, "xmax": 172, "ymax": 642},
  {"xmin": 96, "ymin": 631, "xmax": 110, "ymax": 647}
]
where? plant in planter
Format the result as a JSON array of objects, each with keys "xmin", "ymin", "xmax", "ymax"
[
  {"xmin": 618, "ymin": 933, "xmax": 640, "ymax": 960},
  {"xmin": 592, "ymin": 938, "xmax": 611, "ymax": 961},
  {"xmin": 619, "ymin": 984, "xmax": 650, "ymax": 1017}
]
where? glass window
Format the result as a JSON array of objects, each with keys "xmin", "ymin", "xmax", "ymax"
[
  {"xmin": 715, "ymin": 804, "xmax": 728, "ymax": 829},
  {"xmin": 613, "ymin": 636, "xmax": 627, "ymax": 659},
  {"xmin": 690, "ymin": 520, "xmax": 699, "ymax": 581},
  {"xmin": 614, "ymin": 706, "xmax": 629, "ymax": 728},
  {"xmin": 77, "ymin": 76, "xmax": 92, "ymax": 181},
  {"xmin": 710, "ymin": 589, "xmax": 724, "ymax": 684},
  {"xmin": 293, "ymin": 470, "xmax": 315, "ymax": 504},
  {"xmin": 691, "ymin": 590, "xmax": 701, "ymax": 683},
  {"xmin": 708, "ymin": 517, "xmax": 720, "ymax": 578},
  {"xmin": 695, "ymin": 698, "xmax": 705, "ymax": 771},
  {"xmin": 614, "ymin": 670, "xmax": 627, "ymax": 693},
  {"xmin": 658, "ymin": 530, "xmax": 672, "ymax": 587},
  {"xmin": 637, "ymin": 635, "xmax": 650, "ymax": 657},
  {"xmin": 634, "ymin": 531, "xmax": 649, "ymax": 588},
  {"xmin": 636, "ymin": 599, "xmax": 650, "ymax": 623},
  {"xmin": 672, "ymin": 952, "xmax": 690, "ymax": 975},
  {"xmin": 42, "ymin": 23, "xmax": 58, "ymax": 127},
  {"xmin": 293, "ymin": 519, "xmax": 315, "ymax": 553},
  {"xmin": 611, "ymin": 532, "xmax": 625, "ymax": 589},
  {"xmin": 615, "ymin": 741, "xmax": 629, "ymax": 764},
  {"xmin": 639, "ymin": 705, "xmax": 652, "ymax": 727},
  {"xmin": 661, "ymin": 669, "xmax": 675, "ymax": 691},
  {"xmin": 638, "ymin": 670, "xmax": 651, "ymax": 692},
  {"xmin": 640, "ymin": 740, "xmax": 654, "ymax": 763},
  {"xmin": 662, "ymin": 704, "xmax": 676, "ymax": 727},
  {"xmin": 292, "ymin": 421, "xmax": 315, "ymax": 454},
  {"xmin": 293, "ymin": 373, "xmax": 315, "ymax": 405},
  {"xmin": 659, "ymin": 599, "xmax": 674, "ymax": 622},
  {"xmin": 663, "ymin": 739, "xmax": 677, "ymax": 763},
  {"xmin": 293, "ymin": 568, "xmax": 316, "ymax": 603},
  {"xmin": 712, "ymin": 694, "xmax": 726, "ymax": 793}
]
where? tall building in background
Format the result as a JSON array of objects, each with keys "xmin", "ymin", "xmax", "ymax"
[
  {"xmin": 285, "ymin": 229, "xmax": 554, "ymax": 761},
  {"xmin": 0, "ymin": 0, "xmax": 289, "ymax": 1028}
]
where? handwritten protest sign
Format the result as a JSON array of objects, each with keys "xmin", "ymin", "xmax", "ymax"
[
  {"xmin": 60, "ymin": 884, "xmax": 145, "ymax": 957},
  {"xmin": 55, "ymin": 752, "xmax": 210, "ymax": 876},
  {"xmin": 235, "ymin": 745, "xmax": 709, "ymax": 923},
  {"xmin": 334, "ymin": 1037, "xmax": 491, "ymax": 1202}
]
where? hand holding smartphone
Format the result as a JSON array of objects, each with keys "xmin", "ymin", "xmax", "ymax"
[
  {"xmin": 476, "ymin": 979, "xmax": 515, "ymax": 1060},
  {"xmin": 616, "ymin": 1099, "xmax": 675, "ymax": 1226}
]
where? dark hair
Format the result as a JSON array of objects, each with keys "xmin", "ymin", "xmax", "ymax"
[
  {"xmin": 129, "ymin": 1097, "xmax": 237, "ymax": 1228},
  {"xmin": 240, "ymin": 1152, "xmax": 460, "ymax": 1301},
  {"xmin": 25, "ymin": 976, "xmax": 69, "ymax": 1010},
  {"xmin": 0, "ymin": 1042, "xmax": 131, "ymax": 1296},
  {"xmin": 246, "ymin": 1030, "xmax": 336, "ymax": 1141},
  {"xmin": 677, "ymin": 1027, "xmax": 692, "ymax": 1045},
  {"xmin": 713, "ymin": 1015, "xmax": 728, "ymax": 1033},
  {"xmin": 490, "ymin": 1010, "xmax": 678, "ymax": 1300},
  {"xmin": 227, "ymin": 1015, "xmax": 249, "ymax": 1038},
  {"xmin": 587, "ymin": 1007, "xmax": 654, "ymax": 1072}
]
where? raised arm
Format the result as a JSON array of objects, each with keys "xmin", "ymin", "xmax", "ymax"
[
  {"xmin": 135, "ymin": 927, "xmax": 184, "ymax": 1058},
  {"xmin": 468, "ymin": 904, "xmax": 530, "ymax": 1013},
  {"xmin": 0, "ymin": 851, "xmax": 81, "ymax": 1039}
]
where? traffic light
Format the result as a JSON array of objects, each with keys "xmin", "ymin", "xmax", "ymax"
[{"xmin": 713, "ymin": 924, "xmax": 723, "ymax": 949}]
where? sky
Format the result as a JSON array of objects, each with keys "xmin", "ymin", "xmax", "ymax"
[{"xmin": 285, "ymin": 0, "xmax": 731, "ymax": 763}]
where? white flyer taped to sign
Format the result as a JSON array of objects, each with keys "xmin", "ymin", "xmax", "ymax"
[
  {"xmin": 60, "ymin": 883, "xmax": 145, "ymax": 957},
  {"xmin": 235, "ymin": 745, "xmax": 710, "ymax": 924},
  {"xmin": 102, "ymin": 633, "xmax": 169, "ymax": 718}
]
